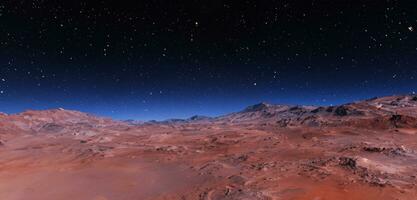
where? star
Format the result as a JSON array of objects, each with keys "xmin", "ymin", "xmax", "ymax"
[{"xmin": 408, "ymin": 26, "xmax": 414, "ymax": 32}]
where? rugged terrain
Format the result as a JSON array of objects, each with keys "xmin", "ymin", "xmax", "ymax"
[{"xmin": 1, "ymin": 95, "xmax": 417, "ymax": 200}]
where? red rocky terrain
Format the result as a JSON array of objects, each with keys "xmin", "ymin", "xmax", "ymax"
[{"xmin": 1, "ymin": 95, "xmax": 417, "ymax": 199}]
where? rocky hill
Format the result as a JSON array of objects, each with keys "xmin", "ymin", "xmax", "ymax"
[{"xmin": 214, "ymin": 94, "xmax": 417, "ymax": 129}]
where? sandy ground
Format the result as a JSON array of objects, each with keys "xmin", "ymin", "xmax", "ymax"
[{"xmin": 0, "ymin": 123, "xmax": 416, "ymax": 200}]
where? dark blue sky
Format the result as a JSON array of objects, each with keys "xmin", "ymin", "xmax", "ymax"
[
  {"xmin": 0, "ymin": 64, "xmax": 415, "ymax": 120},
  {"xmin": 0, "ymin": 1, "xmax": 417, "ymax": 120}
]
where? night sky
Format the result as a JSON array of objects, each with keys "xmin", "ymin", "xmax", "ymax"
[{"xmin": 1, "ymin": 1, "xmax": 417, "ymax": 120}]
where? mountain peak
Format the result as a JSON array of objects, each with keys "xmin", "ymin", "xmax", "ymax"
[
  {"xmin": 243, "ymin": 102, "xmax": 272, "ymax": 112},
  {"xmin": 188, "ymin": 115, "xmax": 211, "ymax": 121}
]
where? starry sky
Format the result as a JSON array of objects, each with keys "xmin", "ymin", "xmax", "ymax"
[{"xmin": 1, "ymin": 1, "xmax": 417, "ymax": 120}]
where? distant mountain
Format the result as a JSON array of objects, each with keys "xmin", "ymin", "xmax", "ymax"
[
  {"xmin": 0, "ymin": 108, "xmax": 123, "ymax": 136},
  {"xmin": 214, "ymin": 102, "xmax": 316, "ymax": 125},
  {"xmin": 123, "ymin": 119, "xmax": 145, "ymax": 125},
  {"xmin": 139, "ymin": 115, "xmax": 213, "ymax": 125},
  {"xmin": 133, "ymin": 94, "xmax": 417, "ymax": 129},
  {"xmin": 214, "ymin": 94, "xmax": 417, "ymax": 128},
  {"xmin": 1, "ymin": 94, "xmax": 417, "ymax": 133},
  {"xmin": 242, "ymin": 102, "xmax": 275, "ymax": 112},
  {"xmin": 188, "ymin": 115, "xmax": 212, "ymax": 121}
]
